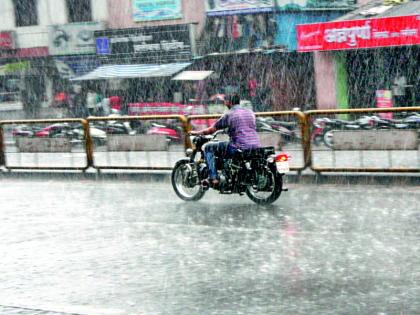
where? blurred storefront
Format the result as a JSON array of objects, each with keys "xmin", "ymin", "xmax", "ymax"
[
  {"xmin": 47, "ymin": 22, "xmax": 104, "ymax": 108},
  {"xmin": 0, "ymin": 29, "xmax": 51, "ymax": 116},
  {"xmin": 69, "ymin": 23, "xmax": 198, "ymax": 114},
  {"xmin": 297, "ymin": 0, "xmax": 420, "ymax": 109},
  {"xmin": 194, "ymin": 0, "xmax": 354, "ymax": 111}
]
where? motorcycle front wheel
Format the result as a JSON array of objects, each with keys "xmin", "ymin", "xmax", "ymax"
[
  {"xmin": 171, "ymin": 159, "xmax": 206, "ymax": 201},
  {"xmin": 246, "ymin": 168, "xmax": 283, "ymax": 205}
]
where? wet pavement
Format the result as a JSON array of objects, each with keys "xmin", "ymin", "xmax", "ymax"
[{"xmin": 0, "ymin": 178, "xmax": 419, "ymax": 315}]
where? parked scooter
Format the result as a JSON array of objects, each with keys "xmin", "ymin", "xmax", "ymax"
[{"xmin": 146, "ymin": 121, "xmax": 183, "ymax": 143}]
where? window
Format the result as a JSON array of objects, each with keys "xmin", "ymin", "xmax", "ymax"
[
  {"xmin": 13, "ymin": 0, "xmax": 38, "ymax": 27},
  {"xmin": 67, "ymin": 0, "xmax": 92, "ymax": 23}
]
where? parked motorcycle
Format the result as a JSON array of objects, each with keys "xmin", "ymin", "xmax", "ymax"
[
  {"xmin": 256, "ymin": 117, "xmax": 300, "ymax": 144},
  {"xmin": 146, "ymin": 121, "xmax": 183, "ymax": 143},
  {"xmin": 171, "ymin": 131, "xmax": 289, "ymax": 205},
  {"xmin": 318, "ymin": 116, "xmax": 377, "ymax": 148}
]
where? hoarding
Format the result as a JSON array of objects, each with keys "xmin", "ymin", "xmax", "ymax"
[
  {"xmin": 48, "ymin": 22, "xmax": 104, "ymax": 55},
  {"xmin": 297, "ymin": 15, "xmax": 420, "ymax": 52},
  {"xmin": 206, "ymin": 0, "xmax": 275, "ymax": 16},
  {"xmin": 132, "ymin": 0, "xmax": 182, "ymax": 21},
  {"xmin": 276, "ymin": 0, "xmax": 354, "ymax": 10},
  {"xmin": 375, "ymin": 90, "xmax": 393, "ymax": 119},
  {"xmin": 95, "ymin": 24, "xmax": 192, "ymax": 63}
]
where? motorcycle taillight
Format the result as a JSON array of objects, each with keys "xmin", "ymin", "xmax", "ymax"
[{"xmin": 276, "ymin": 154, "xmax": 289, "ymax": 162}]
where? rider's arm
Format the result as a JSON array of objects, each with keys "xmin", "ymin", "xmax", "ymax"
[
  {"xmin": 190, "ymin": 126, "xmax": 217, "ymax": 136},
  {"xmin": 190, "ymin": 113, "xmax": 228, "ymax": 136}
]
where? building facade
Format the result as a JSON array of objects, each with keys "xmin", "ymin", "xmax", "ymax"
[{"xmin": 0, "ymin": 0, "xmax": 108, "ymax": 117}]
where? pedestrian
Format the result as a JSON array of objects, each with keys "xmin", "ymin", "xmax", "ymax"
[
  {"xmin": 392, "ymin": 72, "xmax": 408, "ymax": 107},
  {"xmin": 86, "ymin": 88, "xmax": 99, "ymax": 116}
]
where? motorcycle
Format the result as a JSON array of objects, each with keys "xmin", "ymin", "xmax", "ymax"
[
  {"xmin": 256, "ymin": 117, "xmax": 300, "ymax": 145},
  {"xmin": 171, "ymin": 131, "xmax": 289, "ymax": 205},
  {"xmin": 146, "ymin": 121, "xmax": 183, "ymax": 144}
]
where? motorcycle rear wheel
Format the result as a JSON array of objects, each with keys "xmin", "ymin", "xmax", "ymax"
[
  {"xmin": 246, "ymin": 169, "xmax": 283, "ymax": 205},
  {"xmin": 172, "ymin": 159, "xmax": 206, "ymax": 201}
]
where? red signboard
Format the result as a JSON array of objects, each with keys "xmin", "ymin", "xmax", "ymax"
[
  {"xmin": 128, "ymin": 102, "xmax": 215, "ymax": 127},
  {"xmin": 128, "ymin": 102, "xmax": 207, "ymax": 116},
  {"xmin": 375, "ymin": 90, "xmax": 393, "ymax": 119},
  {"xmin": 297, "ymin": 15, "xmax": 420, "ymax": 52},
  {"xmin": 0, "ymin": 32, "xmax": 15, "ymax": 49}
]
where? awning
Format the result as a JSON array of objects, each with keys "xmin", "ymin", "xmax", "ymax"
[
  {"xmin": 171, "ymin": 70, "xmax": 214, "ymax": 81},
  {"xmin": 70, "ymin": 62, "xmax": 191, "ymax": 81}
]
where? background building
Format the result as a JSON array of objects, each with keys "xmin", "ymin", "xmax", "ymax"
[{"xmin": 0, "ymin": 0, "xmax": 108, "ymax": 118}]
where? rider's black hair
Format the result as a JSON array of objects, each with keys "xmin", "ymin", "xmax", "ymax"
[{"xmin": 226, "ymin": 93, "xmax": 240, "ymax": 105}]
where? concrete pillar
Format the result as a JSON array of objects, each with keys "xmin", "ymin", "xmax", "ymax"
[
  {"xmin": 314, "ymin": 51, "xmax": 349, "ymax": 111},
  {"xmin": 314, "ymin": 51, "xmax": 337, "ymax": 109}
]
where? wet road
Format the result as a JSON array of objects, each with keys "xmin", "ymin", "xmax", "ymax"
[{"xmin": 0, "ymin": 178, "xmax": 419, "ymax": 315}]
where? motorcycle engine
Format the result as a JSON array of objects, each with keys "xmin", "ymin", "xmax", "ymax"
[{"xmin": 198, "ymin": 162, "xmax": 208, "ymax": 179}]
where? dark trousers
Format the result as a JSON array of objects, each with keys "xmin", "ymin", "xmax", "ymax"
[{"xmin": 204, "ymin": 141, "xmax": 237, "ymax": 180}]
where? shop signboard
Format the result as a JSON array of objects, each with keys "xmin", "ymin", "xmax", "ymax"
[
  {"xmin": 206, "ymin": 0, "xmax": 275, "ymax": 16},
  {"xmin": 55, "ymin": 56, "xmax": 100, "ymax": 79},
  {"xmin": 297, "ymin": 15, "xmax": 420, "ymax": 52},
  {"xmin": 275, "ymin": 11, "xmax": 343, "ymax": 51},
  {"xmin": 276, "ymin": 0, "xmax": 354, "ymax": 10},
  {"xmin": 128, "ymin": 102, "xmax": 214, "ymax": 127},
  {"xmin": 94, "ymin": 24, "xmax": 192, "ymax": 63},
  {"xmin": 128, "ymin": 102, "xmax": 207, "ymax": 116},
  {"xmin": 0, "ymin": 32, "xmax": 15, "ymax": 50},
  {"xmin": 132, "ymin": 0, "xmax": 182, "ymax": 21},
  {"xmin": 375, "ymin": 90, "xmax": 393, "ymax": 119},
  {"xmin": 48, "ymin": 22, "xmax": 105, "ymax": 55}
]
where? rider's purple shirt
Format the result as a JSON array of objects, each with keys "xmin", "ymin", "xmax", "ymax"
[{"xmin": 213, "ymin": 105, "xmax": 261, "ymax": 149}]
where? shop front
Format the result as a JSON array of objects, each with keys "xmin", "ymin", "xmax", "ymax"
[
  {"xmin": 297, "ymin": 7, "xmax": 420, "ymax": 110},
  {"xmin": 0, "ymin": 30, "xmax": 51, "ymax": 117},
  {"xmin": 47, "ymin": 22, "xmax": 104, "ymax": 113},
  {"xmin": 195, "ymin": 0, "xmax": 354, "ymax": 112},
  {"xmin": 67, "ymin": 23, "xmax": 201, "ymax": 115}
]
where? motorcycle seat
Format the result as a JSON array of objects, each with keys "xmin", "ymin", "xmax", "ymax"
[{"xmin": 235, "ymin": 146, "xmax": 275, "ymax": 159}]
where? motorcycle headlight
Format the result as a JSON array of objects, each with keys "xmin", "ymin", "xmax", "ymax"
[{"xmin": 185, "ymin": 148, "xmax": 193, "ymax": 157}]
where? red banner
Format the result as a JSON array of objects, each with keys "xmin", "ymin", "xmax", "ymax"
[
  {"xmin": 297, "ymin": 15, "xmax": 420, "ymax": 52},
  {"xmin": 128, "ymin": 102, "xmax": 216, "ymax": 127},
  {"xmin": 0, "ymin": 32, "xmax": 15, "ymax": 50},
  {"xmin": 375, "ymin": 90, "xmax": 393, "ymax": 119},
  {"xmin": 128, "ymin": 102, "xmax": 207, "ymax": 116}
]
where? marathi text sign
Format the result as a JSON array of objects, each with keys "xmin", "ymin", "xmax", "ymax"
[
  {"xmin": 132, "ymin": 0, "xmax": 182, "ymax": 21},
  {"xmin": 95, "ymin": 24, "xmax": 191, "ymax": 63},
  {"xmin": 297, "ymin": 15, "xmax": 420, "ymax": 52},
  {"xmin": 206, "ymin": 0, "xmax": 275, "ymax": 15}
]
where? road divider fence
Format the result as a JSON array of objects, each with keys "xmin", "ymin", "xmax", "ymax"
[{"xmin": 0, "ymin": 107, "xmax": 418, "ymax": 173}]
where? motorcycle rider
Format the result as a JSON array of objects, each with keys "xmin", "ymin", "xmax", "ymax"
[{"xmin": 189, "ymin": 93, "xmax": 261, "ymax": 187}]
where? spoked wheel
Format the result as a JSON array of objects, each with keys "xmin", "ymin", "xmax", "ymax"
[
  {"xmin": 171, "ymin": 159, "xmax": 206, "ymax": 201},
  {"xmin": 246, "ymin": 168, "xmax": 283, "ymax": 205},
  {"xmin": 323, "ymin": 128, "xmax": 334, "ymax": 149}
]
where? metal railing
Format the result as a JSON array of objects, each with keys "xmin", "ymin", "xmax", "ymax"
[
  {"xmin": 306, "ymin": 106, "xmax": 420, "ymax": 173},
  {"xmin": 86, "ymin": 115, "xmax": 190, "ymax": 171},
  {"xmin": 0, "ymin": 118, "xmax": 91, "ymax": 171},
  {"xmin": 0, "ymin": 106, "xmax": 419, "ymax": 173}
]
